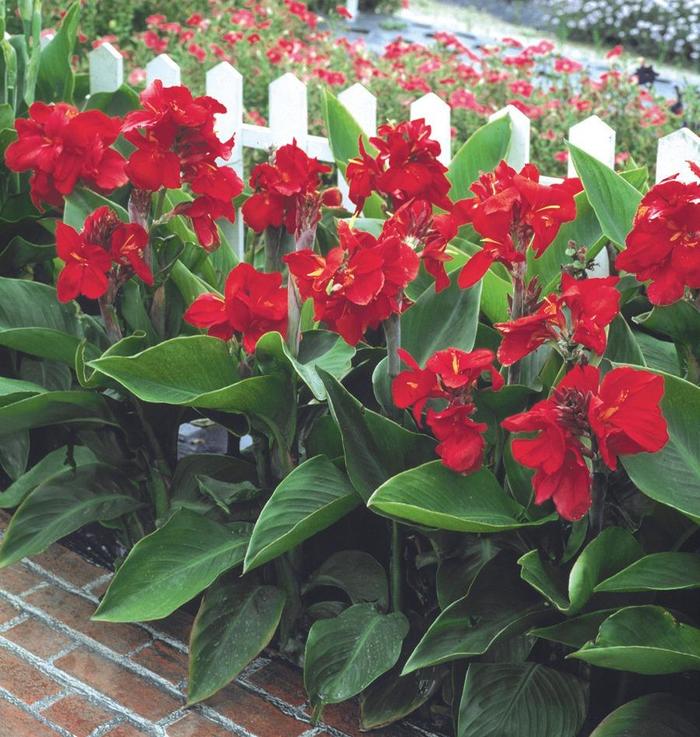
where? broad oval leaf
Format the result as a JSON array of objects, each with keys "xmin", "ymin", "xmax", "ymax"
[
  {"xmin": 369, "ymin": 461, "xmax": 555, "ymax": 533},
  {"xmin": 188, "ymin": 576, "xmax": 285, "ymax": 704},
  {"xmin": 403, "ymin": 553, "xmax": 544, "ymax": 674},
  {"xmin": 304, "ymin": 603, "xmax": 409, "ymax": 707},
  {"xmin": 458, "ymin": 662, "xmax": 587, "ymax": 737},
  {"xmin": 0, "ymin": 463, "xmax": 140, "ymax": 567},
  {"xmin": 621, "ymin": 371, "xmax": 700, "ymax": 523},
  {"xmin": 571, "ymin": 605, "xmax": 700, "ymax": 675},
  {"xmin": 595, "ymin": 552, "xmax": 700, "ymax": 593},
  {"xmin": 93, "ymin": 510, "xmax": 252, "ymax": 622},
  {"xmin": 529, "ymin": 610, "xmax": 617, "ymax": 649},
  {"xmin": 590, "ymin": 693, "xmax": 700, "ymax": 737},
  {"xmin": 244, "ymin": 455, "xmax": 360, "ymax": 572}
]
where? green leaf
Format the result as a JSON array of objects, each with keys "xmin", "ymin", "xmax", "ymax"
[
  {"xmin": 0, "ymin": 445, "xmax": 96, "ymax": 509},
  {"xmin": 304, "ymin": 550, "xmax": 388, "ymax": 611},
  {"xmin": 0, "ymin": 375, "xmax": 46, "ymax": 402},
  {"xmin": 319, "ymin": 369, "xmax": 436, "ymax": 501},
  {"xmin": 0, "ymin": 390, "xmax": 116, "ymax": 437},
  {"xmin": 0, "ymin": 431, "xmax": 28, "ymax": 480},
  {"xmin": 635, "ymin": 332, "xmax": 680, "ymax": 376},
  {"xmin": 93, "ymin": 510, "xmax": 252, "ymax": 622},
  {"xmin": 594, "ymin": 552, "xmax": 700, "ymax": 593},
  {"xmin": 530, "ymin": 610, "xmax": 617, "ymax": 648},
  {"xmin": 0, "ymin": 463, "xmax": 140, "ymax": 567},
  {"xmin": 304, "ymin": 603, "xmax": 409, "ymax": 707},
  {"xmin": 243, "ymin": 455, "xmax": 360, "ymax": 572},
  {"xmin": 448, "ymin": 115, "xmax": 511, "ymax": 201},
  {"xmin": 0, "ymin": 277, "xmax": 97, "ymax": 364},
  {"xmin": 458, "ymin": 662, "xmax": 587, "ymax": 737},
  {"xmin": 188, "ymin": 577, "xmax": 285, "ymax": 704},
  {"xmin": 172, "ymin": 453, "xmax": 256, "ymax": 507},
  {"xmin": 76, "ymin": 332, "xmax": 150, "ymax": 389},
  {"xmin": 403, "ymin": 554, "xmax": 544, "ymax": 674},
  {"xmin": 85, "ymin": 84, "xmax": 140, "ymax": 117},
  {"xmin": 590, "ymin": 693, "xmax": 700, "ymax": 737},
  {"xmin": 568, "ymin": 143, "xmax": 642, "ymax": 247},
  {"xmin": 401, "ymin": 273, "xmax": 482, "ymax": 365},
  {"xmin": 621, "ymin": 371, "xmax": 700, "ymax": 523},
  {"xmin": 519, "ymin": 527, "xmax": 642, "ymax": 615},
  {"xmin": 63, "ymin": 187, "xmax": 128, "ymax": 230},
  {"xmin": 635, "ymin": 302, "xmax": 700, "ymax": 348},
  {"xmin": 604, "ymin": 316, "xmax": 645, "ymax": 366},
  {"xmin": 571, "ymin": 605, "xmax": 700, "ymax": 674},
  {"xmin": 36, "ymin": 2, "xmax": 80, "ymax": 102},
  {"xmin": 369, "ymin": 461, "xmax": 555, "ymax": 533}
]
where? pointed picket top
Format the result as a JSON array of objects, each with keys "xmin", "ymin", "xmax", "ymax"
[
  {"xmin": 146, "ymin": 54, "xmax": 181, "ymax": 88},
  {"xmin": 40, "ymin": 31, "xmax": 55, "ymax": 49},
  {"xmin": 338, "ymin": 83, "xmax": 377, "ymax": 136},
  {"xmin": 411, "ymin": 92, "xmax": 451, "ymax": 165},
  {"xmin": 656, "ymin": 127, "xmax": 700, "ymax": 183},
  {"xmin": 269, "ymin": 72, "xmax": 308, "ymax": 149},
  {"xmin": 489, "ymin": 105, "xmax": 531, "ymax": 171},
  {"xmin": 567, "ymin": 114, "xmax": 615, "ymax": 177},
  {"xmin": 88, "ymin": 42, "xmax": 124, "ymax": 95},
  {"xmin": 206, "ymin": 62, "xmax": 243, "ymax": 164}
]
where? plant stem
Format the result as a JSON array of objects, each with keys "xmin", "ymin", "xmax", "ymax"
[
  {"xmin": 98, "ymin": 283, "xmax": 122, "ymax": 345},
  {"xmin": 588, "ymin": 467, "xmax": 607, "ymax": 536},
  {"xmin": 265, "ymin": 226, "xmax": 286, "ymax": 273},
  {"xmin": 286, "ymin": 224, "xmax": 317, "ymax": 355},
  {"xmin": 384, "ymin": 311, "xmax": 402, "ymax": 380},
  {"xmin": 507, "ymin": 262, "xmax": 526, "ymax": 385},
  {"xmin": 390, "ymin": 521, "xmax": 403, "ymax": 612}
]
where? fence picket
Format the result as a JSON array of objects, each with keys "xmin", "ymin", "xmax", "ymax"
[
  {"xmin": 489, "ymin": 105, "xmax": 530, "ymax": 170},
  {"xmin": 269, "ymin": 73, "xmax": 308, "ymax": 149},
  {"xmin": 337, "ymin": 83, "xmax": 377, "ymax": 209},
  {"xmin": 146, "ymin": 54, "xmax": 181, "ymax": 88},
  {"xmin": 656, "ymin": 128, "xmax": 700, "ymax": 183},
  {"xmin": 410, "ymin": 93, "xmax": 451, "ymax": 165},
  {"xmin": 88, "ymin": 42, "xmax": 123, "ymax": 94},
  {"xmin": 567, "ymin": 115, "xmax": 615, "ymax": 177}
]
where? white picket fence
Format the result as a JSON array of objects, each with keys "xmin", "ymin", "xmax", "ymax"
[{"xmin": 87, "ymin": 42, "xmax": 700, "ymax": 260}]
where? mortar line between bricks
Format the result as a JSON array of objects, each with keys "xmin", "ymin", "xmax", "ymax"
[
  {"xmin": 83, "ymin": 572, "xmax": 113, "ymax": 595},
  {"xmin": 0, "ymin": 638, "xmax": 166, "ymax": 737},
  {"xmin": 0, "ymin": 686, "xmax": 77, "ymax": 737},
  {"xmin": 0, "ymin": 612, "xmax": 29, "ymax": 632},
  {"xmin": 31, "ymin": 689, "xmax": 71, "ymax": 711},
  {"xmin": 46, "ymin": 641, "xmax": 80, "ymax": 664},
  {"xmin": 21, "ymin": 581, "xmax": 50, "ymax": 596},
  {"xmin": 88, "ymin": 717, "xmax": 128, "ymax": 737},
  {"xmin": 0, "ymin": 587, "xmax": 185, "ymax": 699}
]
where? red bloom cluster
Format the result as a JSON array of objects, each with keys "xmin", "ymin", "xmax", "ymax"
[
  {"xmin": 495, "ymin": 274, "xmax": 621, "ymax": 365},
  {"xmin": 5, "ymin": 102, "xmax": 127, "ymax": 210},
  {"xmin": 285, "ymin": 220, "xmax": 419, "ymax": 345},
  {"xmin": 503, "ymin": 365, "xmax": 668, "ymax": 520},
  {"xmin": 346, "ymin": 119, "xmax": 452, "ymax": 213},
  {"xmin": 457, "ymin": 162, "xmax": 581, "ymax": 288},
  {"xmin": 241, "ymin": 141, "xmax": 340, "ymax": 237},
  {"xmin": 183, "ymin": 263, "xmax": 287, "ymax": 352},
  {"xmin": 616, "ymin": 166, "xmax": 700, "ymax": 305},
  {"xmin": 55, "ymin": 206, "xmax": 151, "ymax": 303},
  {"xmin": 392, "ymin": 347, "xmax": 503, "ymax": 474},
  {"xmin": 122, "ymin": 81, "xmax": 243, "ymax": 250}
]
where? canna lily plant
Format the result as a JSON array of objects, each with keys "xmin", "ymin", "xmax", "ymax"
[{"xmin": 1, "ymin": 4, "xmax": 700, "ymax": 736}]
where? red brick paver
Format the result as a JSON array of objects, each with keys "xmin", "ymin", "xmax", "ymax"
[{"xmin": 0, "ymin": 532, "xmax": 438, "ymax": 737}]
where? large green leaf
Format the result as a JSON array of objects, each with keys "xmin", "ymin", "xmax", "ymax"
[
  {"xmin": 458, "ymin": 662, "xmax": 587, "ymax": 737},
  {"xmin": 568, "ymin": 143, "xmax": 642, "ymax": 247},
  {"xmin": 595, "ymin": 553, "xmax": 700, "ymax": 593},
  {"xmin": 93, "ymin": 510, "xmax": 252, "ymax": 622},
  {"xmin": 447, "ymin": 115, "xmax": 511, "ymax": 201},
  {"xmin": 0, "ymin": 277, "xmax": 96, "ymax": 364},
  {"xmin": 529, "ymin": 610, "xmax": 617, "ymax": 649},
  {"xmin": 369, "ymin": 461, "xmax": 554, "ymax": 533},
  {"xmin": 319, "ymin": 370, "xmax": 435, "ymax": 501},
  {"xmin": 519, "ymin": 527, "xmax": 642, "ymax": 615},
  {"xmin": 403, "ymin": 554, "xmax": 544, "ymax": 674},
  {"xmin": 36, "ymin": 1, "xmax": 79, "ymax": 101},
  {"xmin": 304, "ymin": 603, "xmax": 409, "ymax": 708},
  {"xmin": 571, "ymin": 606, "xmax": 700, "ymax": 674},
  {"xmin": 188, "ymin": 576, "xmax": 285, "ymax": 704},
  {"xmin": 0, "ymin": 375, "xmax": 46, "ymax": 402},
  {"xmin": 604, "ymin": 316, "xmax": 645, "ymax": 366},
  {"xmin": 0, "ymin": 463, "xmax": 140, "ymax": 567},
  {"xmin": 621, "ymin": 371, "xmax": 700, "ymax": 523},
  {"xmin": 401, "ymin": 273, "xmax": 482, "ymax": 365},
  {"xmin": 0, "ymin": 445, "xmax": 96, "ymax": 509},
  {"xmin": 590, "ymin": 693, "xmax": 700, "ymax": 737},
  {"xmin": 243, "ymin": 455, "xmax": 359, "ymax": 572}
]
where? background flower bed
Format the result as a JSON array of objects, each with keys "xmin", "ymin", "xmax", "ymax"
[{"xmin": 35, "ymin": 0, "xmax": 697, "ymax": 177}]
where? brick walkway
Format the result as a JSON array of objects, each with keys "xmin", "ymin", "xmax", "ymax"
[{"xmin": 0, "ymin": 514, "xmax": 436, "ymax": 737}]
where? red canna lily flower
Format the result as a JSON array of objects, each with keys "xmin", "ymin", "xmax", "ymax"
[
  {"xmin": 457, "ymin": 161, "xmax": 581, "ymax": 288},
  {"xmin": 346, "ymin": 119, "xmax": 452, "ymax": 213},
  {"xmin": 6, "ymin": 102, "xmax": 127, "ymax": 210},
  {"xmin": 391, "ymin": 347, "xmax": 502, "ymax": 474},
  {"xmin": 494, "ymin": 274, "xmax": 620, "ymax": 365},
  {"xmin": 184, "ymin": 263, "xmax": 287, "ymax": 352},
  {"xmin": 502, "ymin": 364, "xmax": 668, "ymax": 520},
  {"xmin": 110, "ymin": 223, "xmax": 153, "ymax": 286},
  {"xmin": 55, "ymin": 220, "xmax": 113, "ymax": 303},
  {"xmin": 615, "ymin": 173, "xmax": 700, "ymax": 305}
]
